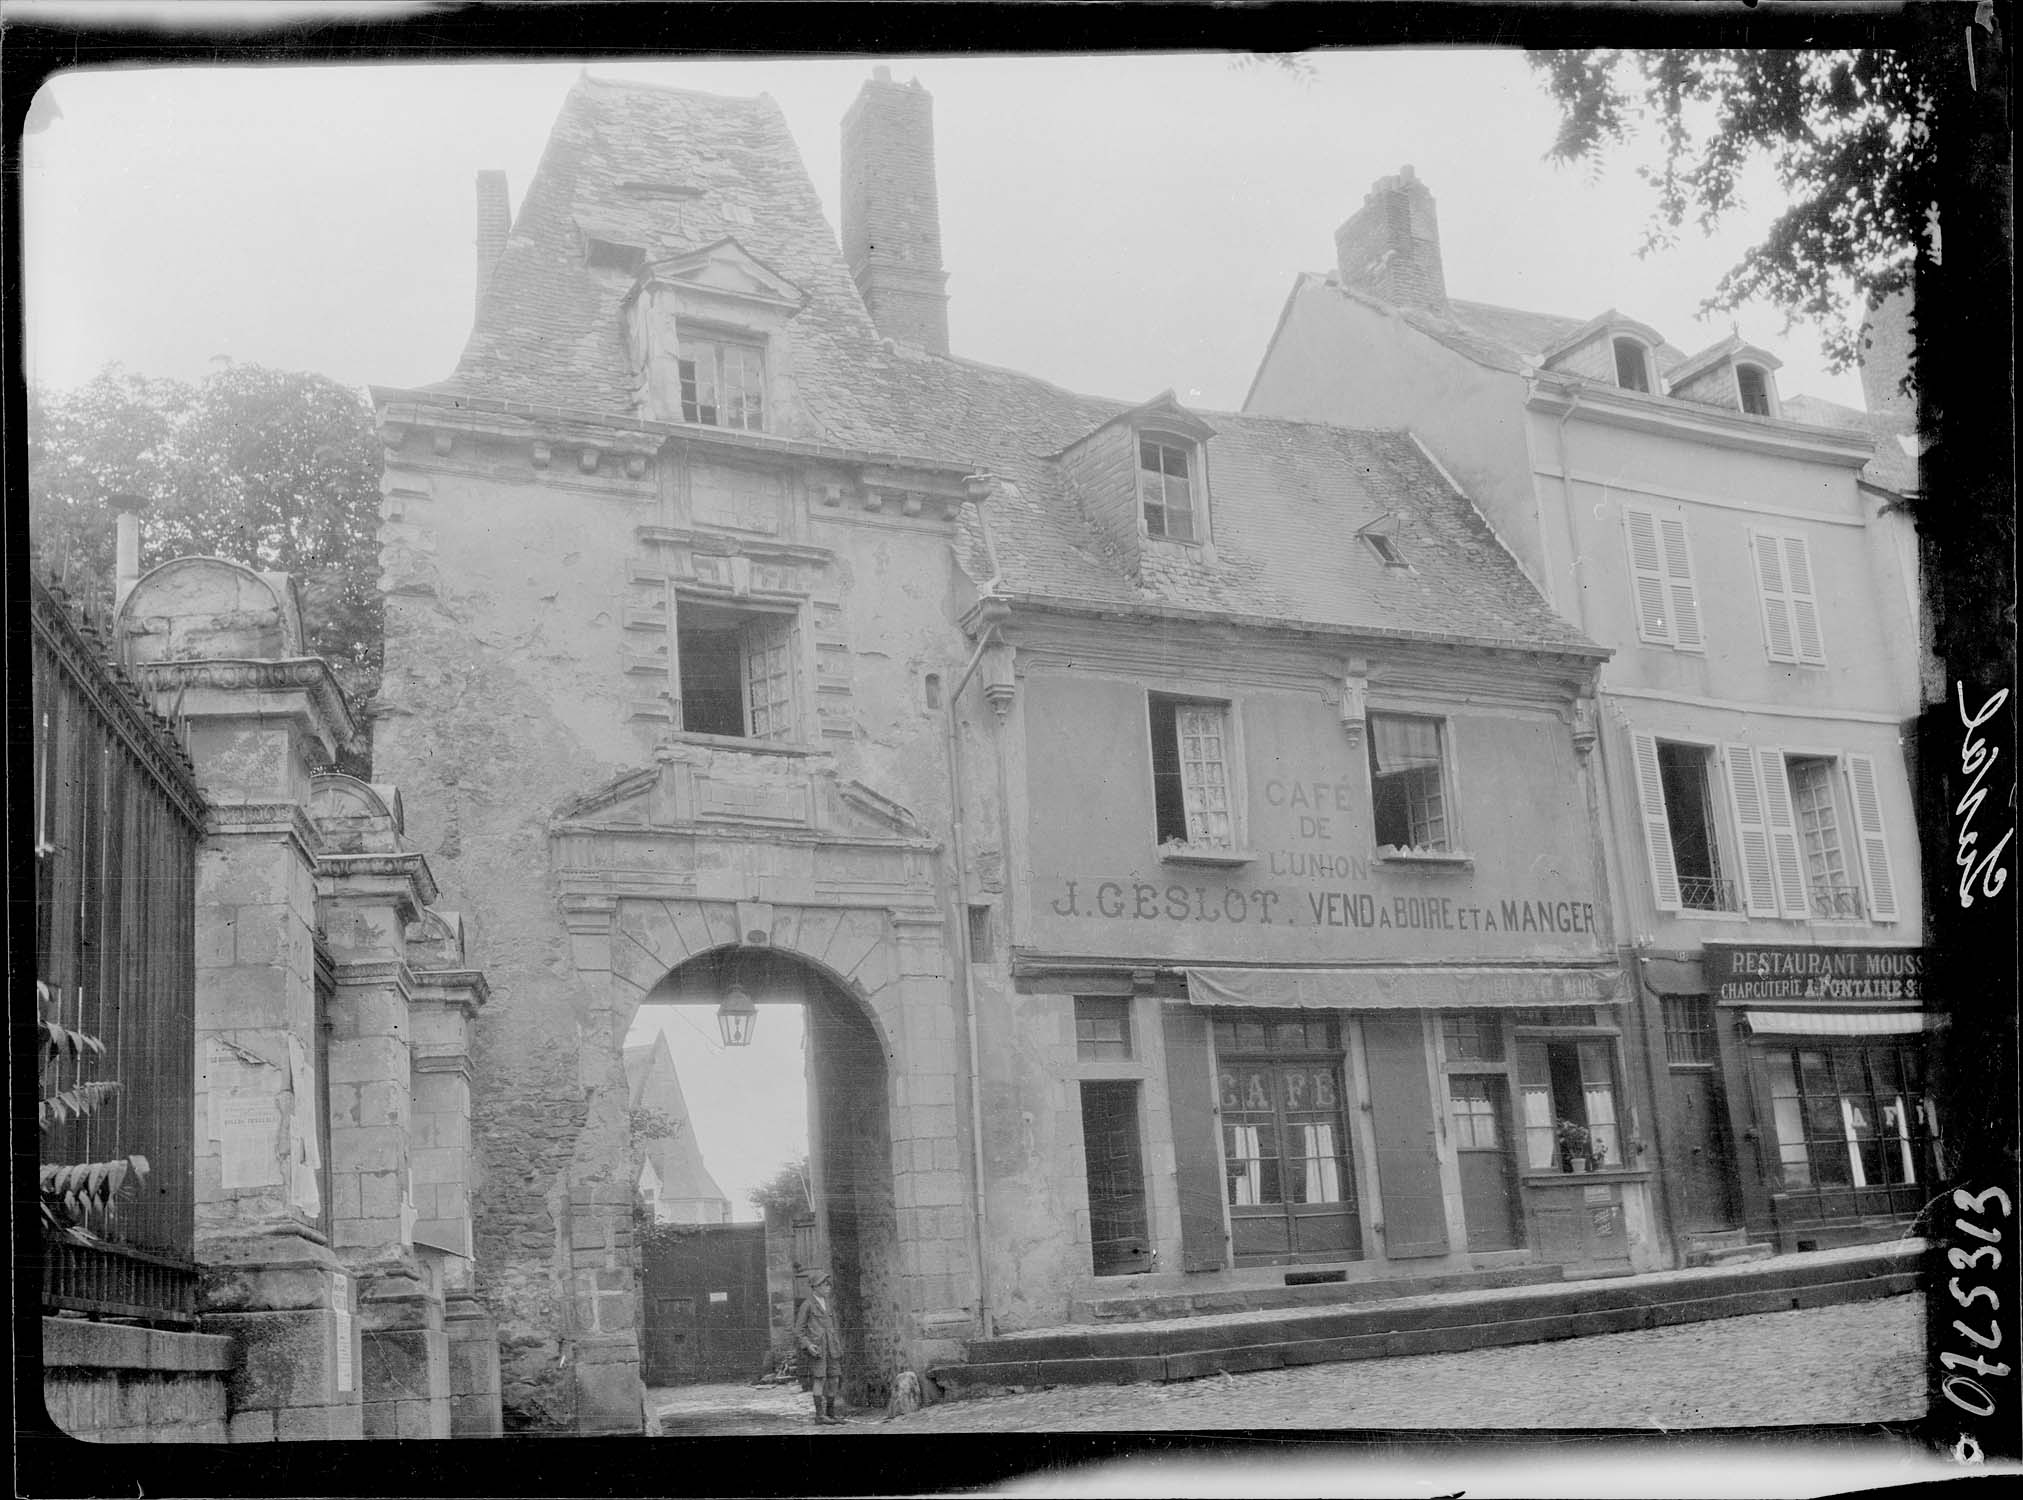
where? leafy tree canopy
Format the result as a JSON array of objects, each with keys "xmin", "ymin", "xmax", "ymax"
[
  {"xmin": 1530, "ymin": 48, "xmax": 1939, "ymax": 375},
  {"xmin": 748, "ymin": 1155, "xmax": 811, "ymax": 1217},
  {"xmin": 27, "ymin": 362, "xmax": 385, "ymax": 707}
]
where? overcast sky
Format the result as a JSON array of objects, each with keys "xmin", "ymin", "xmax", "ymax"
[
  {"xmin": 23, "ymin": 51, "xmax": 1869, "ymax": 412},
  {"xmin": 18, "ymin": 49, "xmax": 1873, "ymax": 1215}
]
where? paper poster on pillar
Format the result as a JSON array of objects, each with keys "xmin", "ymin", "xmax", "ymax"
[
  {"xmin": 286, "ymin": 1035, "xmax": 323, "ymax": 1216},
  {"xmin": 217, "ymin": 1094, "xmax": 285, "ymax": 1189}
]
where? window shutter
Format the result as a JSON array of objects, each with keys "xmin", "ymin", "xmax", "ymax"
[
  {"xmin": 1751, "ymin": 530, "xmax": 1798, "ymax": 662},
  {"xmin": 1756, "ymin": 747, "xmax": 1811, "ymax": 917},
  {"xmin": 1723, "ymin": 743, "xmax": 1781, "ymax": 917},
  {"xmin": 1780, "ymin": 534, "xmax": 1825, "ymax": 665},
  {"xmin": 1844, "ymin": 754, "xmax": 1901, "ymax": 921},
  {"xmin": 1160, "ymin": 1004, "xmax": 1228, "ymax": 1272},
  {"xmin": 1657, "ymin": 515, "xmax": 1704, "ymax": 651},
  {"xmin": 1623, "ymin": 507, "xmax": 1672, "ymax": 644},
  {"xmin": 1629, "ymin": 733, "xmax": 1682, "ymax": 912}
]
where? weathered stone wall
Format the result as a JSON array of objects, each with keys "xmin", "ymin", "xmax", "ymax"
[
  {"xmin": 42, "ymin": 1319, "xmax": 233, "ymax": 1444},
  {"xmin": 372, "ymin": 421, "xmax": 983, "ymax": 1430}
]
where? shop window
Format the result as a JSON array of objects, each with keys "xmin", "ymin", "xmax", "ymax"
[
  {"xmin": 1661, "ymin": 996, "xmax": 1717, "ymax": 1066},
  {"xmin": 1613, "ymin": 338, "xmax": 1653, "ymax": 393},
  {"xmin": 1750, "ymin": 528, "xmax": 1826, "ymax": 667},
  {"xmin": 1622, "ymin": 506, "xmax": 1703, "ymax": 651},
  {"xmin": 675, "ymin": 599, "xmax": 798, "ymax": 740},
  {"xmin": 1766, "ymin": 1044, "xmax": 1932, "ymax": 1214},
  {"xmin": 1074, "ymin": 997, "xmax": 1132, "ymax": 1060},
  {"xmin": 1631, "ymin": 735, "xmax": 1738, "ymax": 913},
  {"xmin": 1149, "ymin": 695, "xmax": 1234, "ymax": 850},
  {"xmin": 1368, "ymin": 713, "xmax": 1451, "ymax": 854},
  {"xmin": 1138, "ymin": 436, "xmax": 1198, "ymax": 542},
  {"xmin": 677, "ymin": 334, "xmax": 766, "ymax": 431},
  {"xmin": 1516, "ymin": 1037, "xmax": 1622, "ymax": 1171},
  {"xmin": 1440, "ymin": 1011, "xmax": 1505, "ymax": 1063},
  {"xmin": 1212, "ymin": 1013, "xmax": 1358, "ymax": 1265}
]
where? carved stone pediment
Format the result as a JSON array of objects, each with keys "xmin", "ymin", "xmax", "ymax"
[{"xmin": 550, "ymin": 744, "xmax": 934, "ymax": 849}]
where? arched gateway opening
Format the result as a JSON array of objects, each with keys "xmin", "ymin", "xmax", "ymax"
[{"xmin": 626, "ymin": 946, "xmax": 899, "ymax": 1409}]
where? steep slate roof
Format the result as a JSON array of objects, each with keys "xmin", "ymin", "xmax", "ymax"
[
  {"xmin": 622, "ymin": 1037, "xmax": 730, "ymax": 1208},
  {"xmin": 445, "ymin": 75, "xmax": 1595, "ymax": 657},
  {"xmin": 439, "ymin": 74, "xmax": 912, "ymax": 454},
  {"xmin": 873, "ymin": 351, "xmax": 1595, "ymax": 652}
]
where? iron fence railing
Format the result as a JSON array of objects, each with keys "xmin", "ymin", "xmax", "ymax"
[
  {"xmin": 1679, "ymin": 875, "xmax": 1739, "ymax": 913},
  {"xmin": 32, "ymin": 575, "xmax": 206, "ymax": 1326},
  {"xmin": 1809, "ymin": 883, "xmax": 1867, "ymax": 921}
]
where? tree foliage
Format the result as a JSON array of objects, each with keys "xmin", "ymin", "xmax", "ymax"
[
  {"xmin": 748, "ymin": 1155, "xmax": 811, "ymax": 1217},
  {"xmin": 38, "ymin": 982, "xmax": 149, "ymax": 1242},
  {"xmin": 1530, "ymin": 49, "xmax": 1939, "ymax": 374},
  {"xmin": 26, "ymin": 362, "xmax": 386, "ymax": 705}
]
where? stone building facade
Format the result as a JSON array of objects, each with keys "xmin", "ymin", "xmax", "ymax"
[{"xmin": 1245, "ymin": 169, "xmax": 1935, "ymax": 1265}]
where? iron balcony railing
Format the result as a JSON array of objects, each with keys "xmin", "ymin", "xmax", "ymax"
[
  {"xmin": 1809, "ymin": 883, "xmax": 1867, "ymax": 921},
  {"xmin": 1679, "ymin": 875, "xmax": 1740, "ymax": 913}
]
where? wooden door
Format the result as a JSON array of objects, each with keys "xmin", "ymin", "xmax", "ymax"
[
  {"xmin": 645, "ymin": 1295, "xmax": 697, "ymax": 1386},
  {"xmin": 1673, "ymin": 1068, "xmax": 1741, "ymax": 1231},
  {"xmin": 1080, "ymin": 1081, "xmax": 1152, "ymax": 1274},
  {"xmin": 1360, "ymin": 1013, "xmax": 1449, "ymax": 1258},
  {"xmin": 1215, "ymin": 1014, "xmax": 1361, "ymax": 1266},
  {"xmin": 1447, "ymin": 1074, "xmax": 1520, "ymax": 1251}
]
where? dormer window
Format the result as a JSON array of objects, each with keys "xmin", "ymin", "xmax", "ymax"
[
  {"xmin": 1736, "ymin": 363, "xmax": 1774, "ymax": 417},
  {"xmin": 1139, "ymin": 437, "xmax": 1197, "ymax": 542},
  {"xmin": 677, "ymin": 335, "xmax": 766, "ymax": 431},
  {"xmin": 1613, "ymin": 339, "xmax": 1653, "ymax": 394}
]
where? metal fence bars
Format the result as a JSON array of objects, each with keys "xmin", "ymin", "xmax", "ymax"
[{"xmin": 32, "ymin": 574, "xmax": 207, "ymax": 1325}]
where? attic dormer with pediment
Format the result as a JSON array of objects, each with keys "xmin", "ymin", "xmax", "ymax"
[
  {"xmin": 622, "ymin": 237, "xmax": 813, "ymax": 436},
  {"xmin": 1054, "ymin": 391, "xmax": 1219, "ymax": 581},
  {"xmin": 1538, "ymin": 310, "xmax": 1673, "ymax": 395},
  {"xmin": 1664, "ymin": 334, "xmax": 1783, "ymax": 417}
]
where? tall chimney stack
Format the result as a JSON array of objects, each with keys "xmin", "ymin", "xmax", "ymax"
[
  {"xmin": 475, "ymin": 170, "xmax": 511, "ymax": 318},
  {"xmin": 840, "ymin": 68, "xmax": 951, "ymax": 355},
  {"xmin": 112, "ymin": 492, "xmax": 146, "ymax": 609},
  {"xmin": 1333, "ymin": 165, "xmax": 1448, "ymax": 313}
]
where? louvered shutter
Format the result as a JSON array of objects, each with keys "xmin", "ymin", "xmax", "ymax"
[
  {"xmin": 1756, "ymin": 747, "xmax": 1811, "ymax": 917},
  {"xmin": 1780, "ymin": 534, "xmax": 1825, "ymax": 665},
  {"xmin": 1623, "ymin": 507, "xmax": 1672, "ymax": 644},
  {"xmin": 1657, "ymin": 515, "xmax": 1704, "ymax": 651},
  {"xmin": 1723, "ymin": 743, "xmax": 1781, "ymax": 917},
  {"xmin": 1752, "ymin": 531, "xmax": 1798, "ymax": 663},
  {"xmin": 1844, "ymin": 754, "xmax": 1900, "ymax": 921},
  {"xmin": 1630, "ymin": 733, "xmax": 1682, "ymax": 912}
]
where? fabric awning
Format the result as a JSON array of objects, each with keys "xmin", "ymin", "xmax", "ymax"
[
  {"xmin": 1184, "ymin": 965, "xmax": 1618, "ymax": 1012},
  {"xmin": 1743, "ymin": 1009, "xmax": 1939, "ymax": 1037}
]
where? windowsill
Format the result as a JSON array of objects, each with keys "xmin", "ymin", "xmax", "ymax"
[
  {"xmin": 1158, "ymin": 845, "xmax": 1256, "ymax": 867},
  {"xmin": 1375, "ymin": 847, "xmax": 1473, "ymax": 868},
  {"xmin": 1674, "ymin": 908, "xmax": 1746, "ymax": 921},
  {"xmin": 657, "ymin": 731, "xmax": 823, "ymax": 758},
  {"xmin": 1520, "ymin": 1168, "xmax": 1651, "ymax": 1186}
]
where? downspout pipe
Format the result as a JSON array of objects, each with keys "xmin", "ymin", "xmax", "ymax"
[{"xmin": 944, "ymin": 595, "xmax": 1010, "ymax": 1341}]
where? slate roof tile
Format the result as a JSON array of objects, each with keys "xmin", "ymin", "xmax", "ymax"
[{"xmin": 442, "ymin": 77, "xmax": 1595, "ymax": 658}]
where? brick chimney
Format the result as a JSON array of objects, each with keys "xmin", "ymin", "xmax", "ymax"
[
  {"xmin": 841, "ymin": 67, "xmax": 951, "ymax": 355},
  {"xmin": 1333, "ymin": 165, "xmax": 1448, "ymax": 313},
  {"xmin": 1859, "ymin": 287, "xmax": 1916, "ymax": 418},
  {"xmin": 474, "ymin": 170, "xmax": 511, "ymax": 318}
]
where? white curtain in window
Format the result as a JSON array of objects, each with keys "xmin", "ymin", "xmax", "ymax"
[
  {"xmin": 1884, "ymin": 1096, "xmax": 1916, "ymax": 1184},
  {"xmin": 1300, "ymin": 1124, "xmax": 1341, "ymax": 1204},
  {"xmin": 1520, "ymin": 1083, "xmax": 1556, "ymax": 1169},
  {"xmin": 1841, "ymin": 1097, "xmax": 1870, "ymax": 1189},
  {"xmin": 1229, "ymin": 1125, "xmax": 1262, "ymax": 1206},
  {"xmin": 1371, "ymin": 715, "xmax": 1441, "ymax": 774}
]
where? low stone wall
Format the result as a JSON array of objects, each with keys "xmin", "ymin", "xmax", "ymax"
[{"xmin": 42, "ymin": 1317, "xmax": 234, "ymax": 1443}]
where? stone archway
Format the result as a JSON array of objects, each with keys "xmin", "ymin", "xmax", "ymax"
[
  {"xmin": 634, "ymin": 944, "xmax": 899, "ymax": 1407},
  {"xmin": 555, "ymin": 889, "xmax": 968, "ymax": 1431}
]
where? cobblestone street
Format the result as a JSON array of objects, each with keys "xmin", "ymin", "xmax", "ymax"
[{"xmin": 649, "ymin": 1294, "xmax": 1923, "ymax": 1435}]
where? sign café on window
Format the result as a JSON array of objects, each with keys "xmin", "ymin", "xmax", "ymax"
[{"xmin": 1701, "ymin": 942, "xmax": 1926, "ymax": 1006}]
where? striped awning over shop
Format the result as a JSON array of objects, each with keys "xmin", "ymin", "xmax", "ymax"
[
  {"xmin": 1742, "ymin": 1009, "xmax": 1940, "ymax": 1036},
  {"xmin": 1183, "ymin": 965, "xmax": 1620, "ymax": 1012}
]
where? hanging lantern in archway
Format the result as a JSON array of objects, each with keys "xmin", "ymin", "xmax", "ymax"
[{"xmin": 716, "ymin": 982, "xmax": 758, "ymax": 1047}]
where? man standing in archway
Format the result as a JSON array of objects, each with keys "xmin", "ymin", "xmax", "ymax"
[{"xmin": 795, "ymin": 1269, "xmax": 845, "ymax": 1425}]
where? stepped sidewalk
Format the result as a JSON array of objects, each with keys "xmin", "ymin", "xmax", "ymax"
[{"xmin": 933, "ymin": 1239, "xmax": 1924, "ymax": 1392}]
